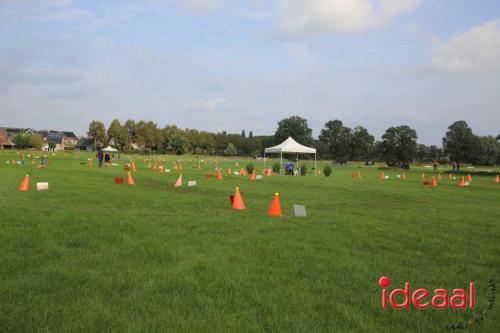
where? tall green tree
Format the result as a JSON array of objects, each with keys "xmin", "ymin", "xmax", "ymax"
[
  {"xmin": 443, "ymin": 121, "xmax": 475, "ymax": 163},
  {"xmin": 135, "ymin": 121, "xmax": 162, "ymax": 150},
  {"xmin": 124, "ymin": 119, "xmax": 136, "ymax": 150},
  {"xmin": 381, "ymin": 125, "xmax": 418, "ymax": 163},
  {"xmin": 350, "ymin": 126, "xmax": 374, "ymax": 160},
  {"xmin": 162, "ymin": 125, "xmax": 187, "ymax": 155},
  {"xmin": 11, "ymin": 133, "xmax": 31, "ymax": 149},
  {"xmin": 274, "ymin": 116, "xmax": 313, "ymax": 146},
  {"xmin": 224, "ymin": 143, "xmax": 238, "ymax": 156},
  {"xmin": 473, "ymin": 136, "xmax": 499, "ymax": 165},
  {"xmin": 30, "ymin": 133, "xmax": 44, "ymax": 150},
  {"xmin": 429, "ymin": 145, "xmax": 443, "ymax": 161},
  {"xmin": 318, "ymin": 120, "xmax": 352, "ymax": 160},
  {"xmin": 416, "ymin": 144, "xmax": 430, "ymax": 162},
  {"xmin": 107, "ymin": 119, "xmax": 129, "ymax": 150},
  {"xmin": 87, "ymin": 120, "xmax": 107, "ymax": 150}
]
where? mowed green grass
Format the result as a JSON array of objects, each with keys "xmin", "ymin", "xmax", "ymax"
[{"xmin": 1, "ymin": 151, "xmax": 499, "ymax": 333}]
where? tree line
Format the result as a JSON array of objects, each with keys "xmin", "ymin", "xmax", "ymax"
[{"xmin": 88, "ymin": 117, "xmax": 500, "ymax": 165}]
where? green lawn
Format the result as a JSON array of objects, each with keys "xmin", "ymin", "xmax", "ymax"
[{"xmin": 1, "ymin": 151, "xmax": 499, "ymax": 332}]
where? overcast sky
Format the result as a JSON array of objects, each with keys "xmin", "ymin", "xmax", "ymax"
[{"xmin": 0, "ymin": 0, "xmax": 499, "ymax": 144}]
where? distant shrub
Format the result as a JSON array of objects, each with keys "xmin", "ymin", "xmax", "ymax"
[
  {"xmin": 246, "ymin": 162, "xmax": 254, "ymax": 174},
  {"xmin": 272, "ymin": 162, "xmax": 281, "ymax": 173},
  {"xmin": 323, "ymin": 165, "xmax": 332, "ymax": 177}
]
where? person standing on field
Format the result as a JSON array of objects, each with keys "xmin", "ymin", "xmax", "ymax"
[{"xmin": 97, "ymin": 149, "xmax": 104, "ymax": 168}]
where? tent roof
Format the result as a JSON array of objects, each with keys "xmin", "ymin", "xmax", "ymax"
[
  {"xmin": 102, "ymin": 146, "xmax": 118, "ymax": 152},
  {"xmin": 264, "ymin": 137, "xmax": 316, "ymax": 154}
]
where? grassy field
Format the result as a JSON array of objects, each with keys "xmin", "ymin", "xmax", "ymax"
[{"xmin": 1, "ymin": 150, "xmax": 499, "ymax": 332}]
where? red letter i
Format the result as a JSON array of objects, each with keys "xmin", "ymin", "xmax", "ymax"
[
  {"xmin": 469, "ymin": 282, "xmax": 475, "ymax": 308},
  {"xmin": 379, "ymin": 276, "xmax": 391, "ymax": 309}
]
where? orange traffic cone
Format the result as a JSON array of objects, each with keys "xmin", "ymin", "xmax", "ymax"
[
  {"xmin": 127, "ymin": 172, "xmax": 135, "ymax": 185},
  {"xmin": 459, "ymin": 177, "xmax": 465, "ymax": 188},
  {"xmin": 18, "ymin": 174, "xmax": 30, "ymax": 192},
  {"xmin": 267, "ymin": 193, "xmax": 282, "ymax": 217},
  {"xmin": 357, "ymin": 171, "xmax": 362, "ymax": 178},
  {"xmin": 174, "ymin": 174, "xmax": 183, "ymax": 187},
  {"xmin": 438, "ymin": 173, "xmax": 443, "ymax": 180},
  {"xmin": 467, "ymin": 174, "xmax": 472, "ymax": 182},
  {"xmin": 495, "ymin": 175, "xmax": 500, "ymax": 183},
  {"xmin": 248, "ymin": 171, "xmax": 256, "ymax": 181},
  {"xmin": 449, "ymin": 173, "xmax": 453, "ymax": 180},
  {"xmin": 31, "ymin": 159, "xmax": 35, "ymax": 166},
  {"xmin": 421, "ymin": 173, "xmax": 426, "ymax": 179},
  {"xmin": 158, "ymin": 165, "xmax": 164, "ymax": 173},
  {"xmin": 401, "ymin": 172, "xmax": 407, "ymax": 180},
  {"xmin": 216, "ymin": 170, "xmax": 223, "ymax": 180},
  {"xmin": 232, "ymin": 187, "xmax": 246, "ymax": 210},
  {"xmin": 379, "ymin": 172, "xmax": 385, "ymax": 180},
  {"xmin": 431, "ymin": 176, "xmax": 438, "ymax": 187},
  {"xmin": 240, "ymin": 168, "xmax": 247, "ymax": 176},
  {"xmin": 227, "ymin": 168, "xmax": 232, "ymax": 175},
  {"xmin": 131, "ymin": 162, "xmax": 137, "ymax": 172}
]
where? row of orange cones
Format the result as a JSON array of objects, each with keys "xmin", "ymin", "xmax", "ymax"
[
  {"xmin": 18, "ymin": 171, "xmax": 500, "ymax": 192},
  {"xmin": 231, "ymin": 187, "xmax": 282, "ymax": 216},
  {"xmin": 119, "ymin": 174, "xmax": 282, "ymax": 216},
  {"xmin": 207, "ymin": 169, "xmax": 257, "ymax": 180},
  {"xmin": 124, "ymin": 171, "xmax": 258, "ymax": 187},
  {"xmin": 377, "ymin": 171, "xmax": 499, "ymax": 184}
]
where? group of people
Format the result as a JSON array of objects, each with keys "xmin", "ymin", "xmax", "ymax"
[
  {"xmin": 285, "ymin": 160, "xmax": 308, "ymax": 176},
  {"xmin": 96, "ymin": 150, "xmax": 112, "ymax": 168}
]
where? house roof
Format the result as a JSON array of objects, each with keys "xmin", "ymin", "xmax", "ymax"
[
  {"xmin": 62, "ymin": 131, "xmax": 77, "ymax": 139},
  {"xmin": 45, "ymin": 132, "xmax": 64, "ymax": 144},
  {"xmin": 76, "ymin": 138, "xmax": 94, "ymax": 147}
]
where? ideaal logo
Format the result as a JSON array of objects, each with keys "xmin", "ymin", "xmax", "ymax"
[{"xmin": 379, "ymin": 277, "xmax": 496, "ymax": 330}]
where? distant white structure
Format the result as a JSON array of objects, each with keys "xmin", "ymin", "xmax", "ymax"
[{"xmin": 264, "ymin": 137, "xmax": 317, "ymax": 175}]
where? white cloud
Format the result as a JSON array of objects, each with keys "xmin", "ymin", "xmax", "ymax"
[
  {"xmin": 175, "ymin": 0, "xmax": 223, "ymax": 15},
  {"xmin": 404, "ymin": 22, "xmax": 418, "ymax": 35},
  {"xmin": 193, "ymin": 97, "xmax": 227, "ymax": 112},
  {"xmin": 275, "ymin": 0, "xmax": 421, "ymax": 38},
  {"xmin": 431, "ymin": 20, "xmax": 500, "ymax": 73}
]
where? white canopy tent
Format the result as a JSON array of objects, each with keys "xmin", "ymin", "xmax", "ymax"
[
  {"xmin": 102, "ymin": 146, "xmax": 118, "ymax": 152},
  {"xmin": 264, "ymin": 137, "xmax": 317, "ymax": 175}
]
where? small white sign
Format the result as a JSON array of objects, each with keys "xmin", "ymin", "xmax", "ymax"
[
  {"xmin": 256, "ymin": 175, "xmax": 263, "ymax": 180},
  {"xmin": 36, "ymin": 182, "xmax": 49, "ymax": 191},
  {"xmin": 234, "ymin": 172, "xmax": 240, "ymax": 176},
  {"xmin": 293, "ymin": 205, "xmax": 307, "ymax": 217},
  {"xmin": 188, "ymin": 181, "xmax": 197, "ymax": 187}
]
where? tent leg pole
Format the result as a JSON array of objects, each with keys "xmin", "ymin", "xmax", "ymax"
[
  {"xmin": 315, "ymin": 153, "xmax": 317, "ymax": 176},
  {"xmin": 280, "ymin": 152, "xmax": 283, "ymax": 176}
]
